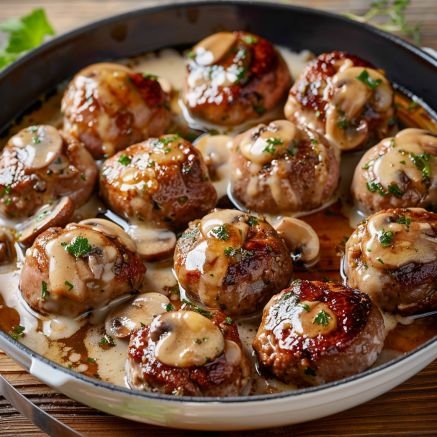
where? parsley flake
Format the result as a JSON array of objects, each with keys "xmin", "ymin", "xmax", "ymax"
[
  {"xmin": 356, "ymin": 69, "xmax": 382, "ymax": 90},
  {"xmin": 41, "ymin": 280, "xmax": 49, "ymax": 300},
  {"xmin": 10, "ymin": 325, "xmax": 25, "ymax": 340},
  {"xmin": 378, "ymin": 229, "xmax": 394, "ymax": 247},
  {"xmin": 211, "ymin": 224, "xmax": 229, "ymax": 241},
  {"xmin": 118, "ymin": 154, "xmax": 131, "ymax": 166},
  {"xmin": 64, "ymin": 236, "xmax": 92, "ymax": 258},
  {"xmin": 313, "ymin": 310, "xmax": 331, "ymax": 326}
]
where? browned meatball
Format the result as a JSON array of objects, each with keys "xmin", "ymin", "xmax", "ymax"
[
  {"xmin": 174, "ymin": 209, "xmax": 293, "ymax": 315},
  {"xmin": 183, "ymin": 31, "xmax": 291, "ymax": 126},
  {"xmin": 352, "ymin": 129, "xmax": 437, "ymax": 214},
  {"xmin": 0, "ymin": 125, "xmax": 97, "ymax": 219},
  {"xmin": 253, "ymin": 280, "xmax": 385, "ymax": 387},
  {"xmin": 344, "ymin": 208, "xmax": 437, "ymax": 315},
  {"xmin": 19, "ymin": 220, "xmax": 146, "ymax": 317},
  {"xmin": 126, "ymin": 308, "xmax": 251, "ymax": 396},
  {"xmin": 284, "ymin": 51, "xmax": 396, "ymax": 151},
  {"xmin": 100, "ymin": 134, "xmax": 217, "ymax": 230},
  {"xmin": 62, "ymin": 63, "xmax": 171, "ymax": 159},
  {"xmin": 230, "ymin": 120, "xmax": 340, "ymax": 213}
]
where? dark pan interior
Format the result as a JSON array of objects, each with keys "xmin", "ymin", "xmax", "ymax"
[
  {"xmin": 0, "ymin": 0, "xmax": 435, "ymax": 404},
  {"xmin": 0, "ymin": 0, "xmax": 436, "ymax": 133}
]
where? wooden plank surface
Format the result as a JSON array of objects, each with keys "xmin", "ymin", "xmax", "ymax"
[{"xmin": 0, "ymin": 1, "xmax": 436, "ymax": 436}]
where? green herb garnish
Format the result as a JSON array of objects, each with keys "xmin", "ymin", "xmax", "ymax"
[
  {"xmin": 10, "ymin": 325, "xmax": 25, "ymax": 340},
  {"xmin": 211, "ymin": 224, "xmax": 229, "ymax": 241},
  {"xmin": 313, "ymin": 310, "xmax": 331, "ymax": 326},
  {"xmin": 118, "ymin": 154, "xmax": 131, "ymax": 166},
  {"xmin": 41, "ymin": 280, "xmax": 49, "ymax": 300},
  {"xmin": 356, "ymin": 69, "xmax": 382, "ymax": 90},
  {"xmin": 396, "ymin": 215, "xmax": 411, "ymax": 226},
  {"xmin": 379, "ymin": 229, "xmax": 394, "ymax": 247},
  {"xmin": 224, "ymin": 316, "xmax": 233, "ymax": 325},
  {"xmin": 64, "ymin": 280, "xmax": 74, "ymax": 291},
  {"xmin": 247, "ymin": 216, "xmax": 259, "ymax": 226},
  {"xmin": 98, "ymin": 334, "xmax": 116, "ymax": 349},
  {"xmin": 63, "ymin": 236, "xmax": 92, "ymax": 258},
  {"xmin": 181, "ymin": 299, "xmax": 212, "ymax": 319},
  {"xmin": 300, "ymin": 303, "xmax": 310, "ymax": 312},
  {"xmin": 242, "ymin": 34, "xmax": 258, "ymax": 44},
  {"xmin": 165, "ymin": 303, "xmax": 174, "ymax": 312},
  {"xmin": 366, "ymin": 180, "xmax": 386, "ymax": 196},
  {"xmin": 409, "ymin": 152, "xmax": 431, "ymax": 180},
  {"xmin": 388, "ymin": 183, "xmax": 403, "ymax": 197}
]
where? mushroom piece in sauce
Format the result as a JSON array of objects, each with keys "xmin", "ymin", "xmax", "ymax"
[
  {"xmin": 62, "ymin": 63, "xmax": 171, "ymax": 159},
  {"xmin": 229, "ymin": 120, "xmax": 340, "ymax": 214},
  {"xmin": 284, "ymin": 51, "xmax": 396, "ymax": 151},
  {"xmin": 174, "ymin": 209, "xmax": 293, "ymax": 315},
  {"xmin": 344, "ymin": 208, "xmax": 437, "ymax": 315},
  {"xmin": 0, "ymin": 125, "xmax": 97, "ymax": 219},
  {"xmin": 352, "ymin": 129, "xmax": 437, "ymax": 214},
  {"xmin": 126, "ymin": 309, "xmax": 251, "ymax": 396},
  {"xmin": 19, "ymin": 220, "xmax": 146, "ymax": 317},
  {"xmin": 253, "ymin": 280, "xmax": 385, "ymax": 386},
  {"xmin": 183, "ymin": 31, "xmax": 292, "ymax": 126}
]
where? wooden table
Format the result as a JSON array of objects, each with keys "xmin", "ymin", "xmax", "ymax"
[{"xmin": 0, "ymin": 1, "xmax": 436, "ymax": 435}]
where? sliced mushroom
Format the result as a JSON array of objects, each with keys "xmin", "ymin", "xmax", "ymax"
[
  {"xmin": 193, "ymin": 32, "xmax": 237, "ymax": 66},
  {"xmin": 105, "ymin": 292, "xmax": 170, "ymax": 338},
  {"xmin": 0, "ymin": 227, "xmax": 16, "ymax": 267},
  {"xmin": 18, "ymin": 197, "xmax": 74, "ymax": 246},
  {"xmin": 79, "ymin": 218, "xmax": 136, "ymax": 252},
  {"xmin": 10, "ymin": 125, "xmax": 63, "ymax": 170},
  {"xmin": 150, "ymin": 310, "xmax": 225, "ymax": 368},
  {"xmin": 274, "ymin": 217, "xmax": 320, "ymax": 267},
  {"xmin": 126, "ymin": 225, "xmax": 176, "ymax": 261}
]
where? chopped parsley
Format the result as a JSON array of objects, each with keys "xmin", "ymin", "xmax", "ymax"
[
  {"xmin": 118, "ymin": 154, "xmax": 131, "ymax": 166},
  {"xmin": 387, "ymin": 183, "xmax": 403, "ymax": 197},
  {"xmin": 336, "ymin": 117, "xmax": 349, "ymax": 129},
  {"xmin": 313, "ymin": 310, "xmax": 331, "ymax": 327},
  {"xmin": 98, "ymin": 334, "xmax": 116, "ymax": 349},
  {"xmin": 165, "ymin": 303, "xmax": 174, "ymax": 312},
  {"xmin": 159, "ymin": 135, "xmax": 179, "ymax": 146},
  {"xmin": 300, "ymin": 303, "xmax": 310, "ymax": 312},
  {"xmin": 362, "ymin": 160, "xmax": 373, "ymax": 170},
  {"xmin": 407, "ymin": 100, "xmax": 419, "ymax": 112},
  {"xmin": 41, "ymin": 280, "xmax": 49, "ymax": 300},
  {"xmin": 211, "ymin": 224, "xmax": 229, "ymax": 241},
  {"xmin": 263, "ymin": 137, "xmax": 283, "ymax": 154},
  {"xmin": 356, "ymin": 69, "xmax": 382, "ymax": 90},
  {"xmin": 378, "ymin": 229, "xmax": 394, "ymax": 247},
  {"xmin": 409, "ymin": 152, "xmax": 431, "ymax": 180},
  {"xmin": 376, "ymin": 257, "xmax": 385, "ymax": 264},
  {"xmin": 242, "ymin": 34, "xmax": 258, "ymax": 44},
  {"xmin": 366, "ymin": 180, "xmax": 386, "ymax": 196},
  {"xmin": 396, "ymin": 215, "xmax": 411, "ymax": 227},
  {"xmin": 10, "ymin": 325, "xmax": 25, "ymax": 340},
  {"xmin": 247, "ymin": 216, "xmax": 259, "ymax": 226},
  {"xmin": 63, "ymin": 236, "xmax": 92, "ymax": 258},
  {"xmin": 64, "ymin": 280, "xmax": 74, "ymax": 291},
  {"xmin": 253, "ymin": 104, "xmax": 266, "ymax": 115},
  {"xmin": 224, "ymin": 316, "xmax": 233, "ymax": 325},
  {"xmin": 143, "ymin": 73, "xmax": 158, "ymax": 80},
  {"xmin": 224, "ymin": 247, "xmax": 254, "ymax": 259},
  {"xmin": 87, "ymin": 357, "xmax": 96, "ymax": 363}
]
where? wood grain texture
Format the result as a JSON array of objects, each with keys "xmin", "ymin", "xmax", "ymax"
[{"xmin": 0, "ymin": 1, "xmax": 436, "ymax": 436}]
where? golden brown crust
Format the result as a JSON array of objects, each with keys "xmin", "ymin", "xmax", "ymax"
[{"xmin": 99, "ymin": 135, "xmax": 217, "ymax": 230}]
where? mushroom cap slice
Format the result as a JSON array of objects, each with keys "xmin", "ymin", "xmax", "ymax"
[
  {"xmin": 105, "ymin": 292, "xmax": 170, "ymax": 339},
  {"xmin": 18, "ymin": 196, "xmax": 74, "ymax": 246},
  {"xmin": 150, "ymin": 310, "xmax": 225, "ymax": 368},
  {"xmin": 274, "ymin": 217, "xmax": 320, "ymax": 267},
  {"xmin": 0, "ymin": 227, "xmax": 16, "ymax": 267}
]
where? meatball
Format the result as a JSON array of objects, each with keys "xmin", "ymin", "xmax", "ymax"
[
  {"xmin": 344, "ymin": 208, "xmax": 437, "ymax": 315},
  {"xmin": 126, "ymin": 309, "xmax": 251, "ymax": 396},
  {"xmin": 183, "ymin": 31, "xmax": 291, "ymax": 126},
  {"xmin": 352, "ymin": 129, "xmax": 437, "ymax": 214},
  {"xmin": 0, "ymin": 125, "xmax": 97, "ymax": 219},
  {"xmin": 229, "ymin": 120, "xmax": 340, "ymax": 213},
  {"xmin": 253, "ymin": 280, "xmax": 385, "ymax": 386},
  {"xmin": 284, "ymin": 51, "xmax": 395, "ymax": 151},
  {"xmin": 174, "ymin": 209, "xmax": 292, "ymax": 315},
  {"xmin": 62, "ymin": 63, "xmax": 171, "ymax": 159},
  {"xmin": 100, "ymin": 134, "xmax": 217, "ymax": 230},
  {"xmin": 19, "ymin": 220, "xmax": 146, "ymax": 317}
]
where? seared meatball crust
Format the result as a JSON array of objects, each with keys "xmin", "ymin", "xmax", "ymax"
[
  {"xmin": 284, "ymin": 51, "xmax": 396, "ymax": 151},
  {"xmin": 184, "ymin": 31, "xmax": 292, "ymax": 126},
  {"xmin": 20, "ymin": 222, "xmax": 145, "ymax": 317},
  {"xmin": 0, "ymin": 125, "xmax": 97, "ymax": 219},
  {"xmin": 230, "ymin": 120, "xmax": 340, "ymax": 213},
  {"xmin": 352, "ymin": 129, "xmax": 437, "ymax": 214},
  {"xmin": 127, "ymin": 309, "xmax": 251, "ymax": 396},
  {"xmin": 174, "ymin": 209, "xmax": 293, "ymax": 315},
  {"xmin": 345, "ymin": 208, "xmax": 437, "ymax": 315},
  {"xmin": 253, "ymin": 280, "xmax": 385, "ymax": 387},
  {"xmin": 100, "ymin": 134, "xmax": 217, "ymax": 230},
  {"xmin": 62, "ymin": 63, "xmax": 171, "ymax": 159}
]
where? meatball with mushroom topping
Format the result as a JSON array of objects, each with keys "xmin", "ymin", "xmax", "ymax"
[
  {"xmin": 352, "ymin": 129, "xmax": 437, "ymax": 214},
  {"xmin": 0, "ymin": 125, "xmax": 97, "ymax": 219},
  {"xmin": 62, "ymin": 63, "xmax": 171, "ymax": 159},
  {"xmin": 284, "ymin": 51, "xmax": 395, "ymax": 151},
  {"xmin": 184, "ymin": 31, "xmax": 291, "ymax": 126},
  {"xmin": 100, "ymin": 134, "xmax": 217, "ymax": 230},
  {"xmin": 19, "ymin": 219, "xmax": 146, "ymax": 317},
  {"xmin": 126, "ymin": 308, "xmax": 251, "ymax": 396},
  {"xmin": 229, "ymin": 120, "xmax": 340, "ymax": 213},
  {"xmin": 253, "ymin": 280, "xmax": 385, "ymax": 387},
  {"xmin": 344, "ymin": 208, "xmax": 437, "ymax": 315},
  {"xmin": 174, "ymin": 209, "xmax": 293, "ymax": 315}
]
